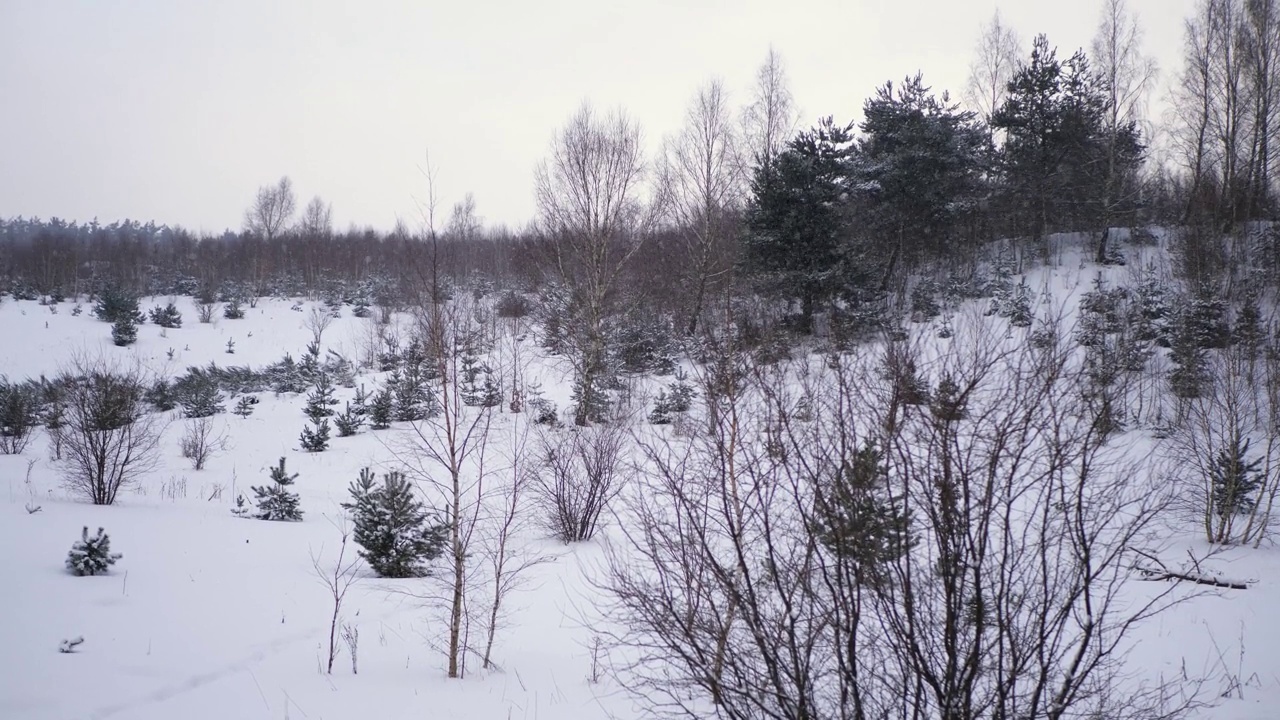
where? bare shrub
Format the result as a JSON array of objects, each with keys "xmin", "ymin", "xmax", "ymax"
[
  {"xmin": 601, "ymin": 318, "xmax": 1200, "ymax": 719},
  {"xmin": 180, "ymin": 416, "xmax": 227, "ymax": 471},
  {"xmin": 306, "ymin": 305, "xmax": 335, "ymax": 346},
  {"xmin": 194, "ymin": 299, "xmax": 215, "ymax": 324},
  {"xmin": 312, "ymin": 518, "xmax": 361, "ymax": 675},
  {"xmin": 534, "ymin": 423, "xmax": 629, "ymax": 542},
  {"xmin": 59, "ymin": 358, "xmax": 163, "ymax": 505}
]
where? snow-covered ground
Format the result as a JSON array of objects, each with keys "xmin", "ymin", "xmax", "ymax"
[{"xmin": 2, "ymin": 243, "xmax": 1279, "ymax": 719}]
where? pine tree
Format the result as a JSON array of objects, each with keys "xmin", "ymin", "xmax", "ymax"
[
  {"xmin": 334, "ymin": 402, "xmax": 363, "ymax": 437},
  {"xmin": 181, "ymin": 376, "xmax": 224, "ymax": 418},
  {"xmin": 811, "ymin": 442, "xmax": 912, "ymax": 585},
  {"xmin": 94, "ymin": 284, "xmax": 143, "ymax": 324},
  {"xmin": 66, "ymin": 526, "xmax": 122, "ymax": 576},
  {"xmin": 460, "ymin": 352, "xmax": 501, "ymax": 407},
  {"xmin": 148, "ymin": 302, "xmax": 183, "ymax": 328},
  {"xmin": 1130, "ymin": 266, "xmax": 1171, "ymax": 346},
  {"xmin": 343, "ymin": 468, "xmax": 447, "ymax": 578},
  {"xmin": 394, "ymin": 364, "xmax": 433, "ymax": 422},
  {"xmin": 1210, "ymin": 437, "xmax": 1264, "ymax": 519},
  {"xmin": 233, "ymin": 395, "xmax": 256, "ymax": 418},
  {"xmin": 648, "ymin": 376, "xmax": 698, "ymax": 424},
  {"xmin": 304, "ymin": 372, "xmax": 338, "ymax": 422},
  {"xmin": 111, "ymin": 314, "xmax": 138, "ymax": 346},
  {"xmin": 1168, "ymin": 321, "xmax": 1210, "ymax": 400},
  {"xmin": 1182, "ymin": 284, "xmax": 1230, "ymax": 350},
  {"xmin": 300, "ymin": 417, "xmax": 331, "ymax": 452},
  {"xmin": 250, "ymin": 457, "xmax": 302, "ymax": 521},
  {"xmin": 368, "ymin": 387, "xmax": 393, "ymax": 430},
  {"xmin": 1233, "ymin": 293, "xmax": 1267, "ymax": 358},
  {"xmin": 223, "ymin": 298, "xmax": 245, "ymax": 319}
]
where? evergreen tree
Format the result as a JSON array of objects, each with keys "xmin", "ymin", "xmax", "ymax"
[
  {"xmin": 181, "ymin": 376, "xmax": 224, "ymax": 418},
  {"xmin": 1168, "ymin": 321, "xmax": 1210, "ymax": 400},
  {"xmin": 393, "ymin": 364, "xmax": 433, "ymax": 422},
  {"xmin": 111, "ymin": 314, "xmax": 138, "ymax": 346},
  {"xmin": 811, "ymin": 441, "xmax": 913, "ymax": 584},
  {"xmin": 343, "ymin": 468, "xmax": 447, "ymax": 578},
  {"xmin": 250, "ymin": 457, "xmax": 302, "ymax": 521},
  {"xmin": 1129, "ymin": 265, "xmax": 1170, "ymax": 346},
  {"xmin": 232, "ymin": 395, "xmax": 256, "ymax": 418},
  {"xmin": 66, "ymin": 526, "xmax": 122, "ymax": 576},
  {"xmin": 853, "ymin": 73, "xmax": 989, "ymax": 268},
  {"xmin": 743, "ymin": 117, "xmax": 857, "ymax": 332},
  {"xmin": 300, "ymin": 417, "xmax": 331, "ymax": 452},
  {"xmin": 1182, "ymin": 284, "xmax": 1231, "ymax": 350},
  {"xmin": 223, "ymin": 298, "xmax": 245, "ymax": 319},
  {"xmin": 148, "ymin": 302, "xmax": 183, "ymax": 328},
  {"xmin": 368, "ymin": 386, "xmax": 393, "ymax": 430},
  {"xmin": 333, "ymin": 401, "xmax": 363, "ymax": 437},
  {"xmin": 304, "ymin": 372, "xmax": 338, "ymax": 422},
  {"xmin": 460, "ymin": 352, "xmax": 502, "ymax": 408},
  {"xmin": 94, "ymin": 284, "xmax": 143, "ymax": 324},
  {"xmin": 648, "ymin": 376, "xmax": 698, "ymax": 425},
  {"xmin": 1233, "ymin": 293, "xmax": 1267, "ymax": 358},
  {"xmin": 992, "ymin": 35, "xmax": 1142, "ymax": 244},
  {"xmin": 1210, "ymin": 437, "xmax": 1265, "ymax": 519}
]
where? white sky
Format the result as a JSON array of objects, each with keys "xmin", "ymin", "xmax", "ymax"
[{"xmin": 0, "ymin": 0, "xmax": 1196, "ymax": 235}]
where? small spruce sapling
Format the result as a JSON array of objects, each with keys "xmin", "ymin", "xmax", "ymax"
[
  {"xmin": 250, "ymin": 457, "xmax": 303, "ymax": 521},
  {"xmin": 111, "ymin": 315, "xmax": 138, "ymax": 347},
  {"xmin": 233, "ymin": 395, "xmax": 257, "ymax": 418},
  {"xmin": 66, "ymin": 526, "xmax": 122, "ymax": 576},
  {"xmin": 367, "ymin": 387, "xmax": 393, "ymax": 430},
  {"xmin": 334, "ymin": 402, "xmax": 363, "ymax": 437},
  {"xmin": 343, "ymin": 468, "xmax": 447, "ymax": 578},
  {"xmin": 300, "ymin": 417, "xmax": 331, "ymax": 452}
]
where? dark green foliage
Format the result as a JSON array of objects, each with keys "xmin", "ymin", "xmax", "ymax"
[
  {"xmin": 1129, "ymin": 266, "xmax": 1171, "ymax": 346},
  {"xmin": 811, "ymin": 442, "xmax": 913, "ymax": 583},
  {"xmin": 853, "ymin": 73, "xmax": 989, "ymax": 265},
  {"xmin": 460, "ymin": 353, "xmax": 502, "ymax": 408},
  {"xmin": 743, "ymin": 117, "xmax": 857, "ymax": 332},
  {"xmin": 648, "ymin": 377, "xmax": 697, "ymax": 425},
  {"xmin": 148, "ymin": 302, "xmax": 183, "ymax": 329},
  {"xmin": 93, "ymin": 284, "xmax": 144, "ymax": 325},
  {"xmin": 0, "ymin": 378, "xmax": 41, "ymax": 454},
  {"xmin": 612, "ymin": 310, "xmax": 679, "ymax": 375},
  {"xmin": 1210, "ymin": 437, "xmax": 1265, "ymax": 520},
  {"xmin": 304, "ymin": 373, "xmax": 338, "ymax": 422},
  {"xmin": 496, "ymin": 290, "xmax": 531, "ymax": 318},
  {"xmin": 223, "ymin": 298, "xmax": 245, "ymax": 319},
  {"xmin": 66, "ymin": 526, "xmax": 122, "ymax": 576},
  {"xmin": 111, "ymin": 314, "xmax": 138, "ymax": 346},
  {"xmin": 570, "ymin": 375, "xmax": 611, "ymax": 426},
  {"xmin": 343, "ymin": 468, "xmax": 447, "ymax": 578},
  {"xmin": 249, "ymin": 457, "xmax": 302, "ymax": 521},
  {"xmin": 300, "ymin": 417, "xmax": 331, "ymax": 452},
  {"xmin": 930, "ymin": 374, "xmax": 968, "ymax": 423},
  {"xmin": 368, "ymin": 387, "xmax": 393, "ymax": 430},
  {"xmin": 1167, "ymin": 321, "xmax": 1210, "ymax": 400},
  {"xmin": 1232, "ymin": 293, "xmax": 1268, "ymax": 357},
  {"xmin": 334, "ymin": 402, "xmax": 363, "ymax": 437},
  {"xmin": 1181, "ymin": 284, "xmax": 1230, "ymax": 350},
  {"xmin": 992, "ymin": 35, "xmax": 1143, "ymax": 240},
  {"xmin": 393, "ymin": 364, "xmax": 434, "ymax": 422},
  {"xmin": 180, "ymin": 374, "xmax": 224, "ymax": 418}
]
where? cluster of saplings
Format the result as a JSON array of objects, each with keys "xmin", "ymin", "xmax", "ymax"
[{"xmin": 229, "ymin": 459, "xmax": 445, "ymax": 578}]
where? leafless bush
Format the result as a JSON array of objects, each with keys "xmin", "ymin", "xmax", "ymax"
[
  {"xmin": 312, "ymin": 518, "xmax": 361, "ymax": 675},
  {"xmin": 601, "ymin": 318, "xmax": 1201, "ymax": 720},
  {"xmin": 306, "ymin": 305, "xmax": 335, "ymax": 346},
  {"xmin": 194, "ymin": 299, "xmax": 215, "ymax": 324},
  {"xmin": 58, "ymin": 358, "xmax": 164, "ymax": 505},
  {"xmin": 534, "ymin": 423, "xmax": 629, "ymax": 542},
  {"xmin": 180, "ymin": 416, "xmax": 227, "ymax": 471}
]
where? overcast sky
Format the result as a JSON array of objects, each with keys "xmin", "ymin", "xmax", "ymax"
[{"xmin": 0, "ymin": 0, "xmax": 1196, "ymax": 235}]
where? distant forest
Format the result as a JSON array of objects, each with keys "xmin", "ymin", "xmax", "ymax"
[{"xmin": 4, "ymin": 0, "xmax": 1280, "ymax": 328}]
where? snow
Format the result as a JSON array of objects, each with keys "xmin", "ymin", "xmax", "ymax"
[{"xmin": 0, "ymin": 251, "xmax": 1278, "ymax": 719}]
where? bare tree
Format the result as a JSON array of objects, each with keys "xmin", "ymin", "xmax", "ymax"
[
  {"xmin": 312, "ymin": 518, "xmax": 361, "ymax": 675},
  {"xmin": 58, "ymin": 358, "xmax": 164, "ymax": 505},
  {"xmin": 180, "ymin": 416, "xmax": 226, "ymax": 471},
  {"xmin": 659, "ymin": 79, "xmax": 742, "ymax": 336},
  {"xmin": 533, "ymin": 423, "xmax": 629, "ymax": 543},
  {"xmin": 298, "ymin": 195, "xmax": 333, "ymax": 239},
  {"xmin": 1092, "ymin": 0, "xmax": 1159, "ymax": 261},
  {"xmin": 305, "ymin": 304, "xmax": 334, "ymax": 347},
  {"xmin": 535, "ymin": 103, "xmax": 652, "ymax": 425},
  {"xmin": 1171, "ymin": 0, "xmax": 1221, "ymax": 219},
  {"xmin": 741, "ymin": 46, "xmax": 798, "ymax": 169},
  {"xmin": 243, "ymin": 176, "xmax": 297, "ymax": 241},
  {"xmin": 963, "ymin": 10, "xmax": 1024, "ymax": 126}
]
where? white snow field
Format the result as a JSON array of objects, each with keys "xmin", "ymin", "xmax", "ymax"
[{"xmin": 1, "ymin": 241, "xmax": 1279, "ymax": 720}]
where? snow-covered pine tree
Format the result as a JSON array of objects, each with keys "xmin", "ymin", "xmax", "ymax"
[
  {"xmin": 648, "ymin": 376, "xmax": 698, "ymax": 425},
  {"xmin": 1232, "ymin": 292, "xmax": 1267, "ymax": 358},
  {"xmin": 368, "ymin": 386, "xmax": 393, "ymax": 430},
  {"xmin": 66, "ymin": 526, "xmax": 122, "ymax": 576},
  {"xmin": 300, "ymin": 417, "xmax": 331, "ymax": 452},
  {"xmin": 1182, "ymin": 283, "xmax": 1231, "ymax": 350},
  {"xmin": 393, "ymin": 363, "xmax": 433, "ymax": 422},
  {"xmin": 111, "ymin": 314, "xmax": 138, "ymax": 346},
  {"xmin": 181, "ymin": 376, "xmax": 224, "ymax": 418},
  {"xmin": 94, "ymin": 284, "xmax": 143, "ymax": 324},
  {"xmin": 304, "ymin": 372, "xmax": 338, "ymax": 422},
  {"xmin": 223, "ymin": 298, "xmax": 245, "ymax": 319},
  {"xmin": 810, "ymin": 441, "xmax": 912, "ymax": 581},
  {"xmin": 1168, "ymin": 319, "xmax": 1210, "ymax": 400},
  {"xmin": 1210, "ymin": 436, "xmax": 1265, "ymax": 520},
  {"xmin": 148, "ymin": 302, "xmax": 183, "ymax": 328},
  {"xmin": 232, "ymin": 395, "xmax": 256, "ymax": 418},
  {"xmin": 343, "ymin": 468, "xmax": 447, "ymax": 578},
  {"xmin": 460, "ymin": 352, "xmax": 501, "ymax": 407},
  {"xmin": 250, "ymin": 457, "xmax": 302, "ymax": 521},
  {"xmin": 333, "ymin": 401, "xmax": 363, "ymax": 437}
]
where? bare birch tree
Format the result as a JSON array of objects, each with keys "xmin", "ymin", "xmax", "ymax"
[
  {"xmin": 243, "ymin": 176, "xmax": 297, "ymax": 241},
  {"xmin": 963, "ymin": 11, "xmax": 1024, "ymax": 126},
  {"xmin": 535, "ymin": 103, "xmax": 651, "ymax": 425},
  {"xmin": 741, "ymin": 47, "xmax": 798, "ymax": 170},
  {"xmin": 658, "ymin": 79, "xmax": 742, "ymax": 336}
]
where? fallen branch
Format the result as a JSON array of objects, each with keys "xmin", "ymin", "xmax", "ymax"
[{"xmin": 1137, "ymin": 568, "xmax": 1249, "ymax": 589}]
